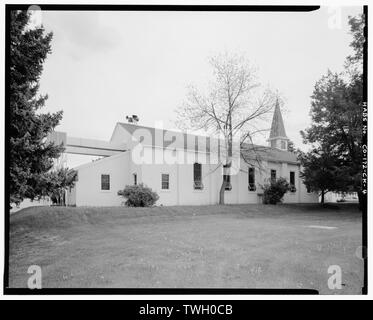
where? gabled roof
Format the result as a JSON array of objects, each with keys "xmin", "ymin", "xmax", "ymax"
[
  {"xmin": 269, "ymin": 100, "xmax": 287, "ymax": 139},
  {"xmin": 116, "ymin": 122, "xmax": 210, "ymax": 151},
  {"xmin": 241, "ymin": 143, "xmax": 298, "ymax": 164}
]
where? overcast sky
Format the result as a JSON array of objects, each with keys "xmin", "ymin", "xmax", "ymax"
[{"xmin": 37, "ymin": 7, "xmax": 363, "ymax": 167}]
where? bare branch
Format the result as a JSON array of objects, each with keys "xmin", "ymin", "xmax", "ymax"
[{"xmin": 175, "ymin": 52, "xmax": 279, "ymax": 204}]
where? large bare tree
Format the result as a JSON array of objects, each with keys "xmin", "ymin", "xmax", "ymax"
[{"xmin": 176, "ymin": 53, "xmax": 277, "ymax": 204}]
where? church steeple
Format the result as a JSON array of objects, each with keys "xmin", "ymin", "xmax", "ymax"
[{"xmin": 268, "ymin": 99, "xmax": 289, "ymax": 150}]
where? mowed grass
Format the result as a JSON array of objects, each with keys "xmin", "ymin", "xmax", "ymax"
[{"xmin": 9, "ymin": 203, "xmax": 363, "ymax": 294}]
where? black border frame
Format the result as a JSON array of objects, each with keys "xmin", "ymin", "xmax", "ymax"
[
  {"xmin": 3, "ymin": 4, "xmax": 367, "ymax": 296},
  {"xmin": 362, "ymin": 4, "xmax": 368, "ymax": 296}
]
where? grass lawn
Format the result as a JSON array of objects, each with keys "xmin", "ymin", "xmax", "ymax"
[{"xmin": 9, "ymin": 203, "xmax": 363, "ymax": 294}]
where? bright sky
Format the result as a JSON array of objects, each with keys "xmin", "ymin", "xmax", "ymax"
[{"xmin": 37, "ymin": 6, "xmax": 363, "ymax": 167}]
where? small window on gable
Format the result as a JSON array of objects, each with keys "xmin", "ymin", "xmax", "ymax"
[
  {"xmin": 270, "ymin": 169, "xmax": 276, "ymax": 182},
  {"xmin": 161, "ymin": 174, "xmax": 169, "ymax": 190},
  {"xmin": 101, "ymin": 174, "xmax": 110, "ymax": 190},
  {"xmin": 133, "ymin": 173, "xmax": 137, "ymax": 185},
  {"xmin": 248, "ymin": 167, "xmax": 256, "ymax": 191}
]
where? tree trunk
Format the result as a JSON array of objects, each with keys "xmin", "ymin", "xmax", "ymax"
[
  {"xmin": 219, "ymin": 121, "xmax": 233, "ymax": 205},
  {"xmin": 321, "ymin": 190, "xmax": 325, "ymax": 204},
  {"xmin": 62, "ymin": 190, "xmax": 66, "ymax": 206},
  {"xmin": 219, "ymin": 163, "xmax": 231, "ymax": 205},
  {"xmin": 219, "ymin": 177, "xmax": 226, "ymax": 205}
]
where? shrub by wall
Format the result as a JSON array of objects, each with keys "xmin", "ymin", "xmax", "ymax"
[
  {"xmin": 118, "ymin": 183, "xmax": 159, "ymax": 207},
  {"xmin": 262, "ymin": 178, "xmax": 291, "ymax": 205}
]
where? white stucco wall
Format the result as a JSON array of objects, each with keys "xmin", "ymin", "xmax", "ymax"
[
  {"xmin": 282, "ymin": 163, "xmax": 300, "ymax": 203},
  {"xmin": 69, "ymin": 142, "xmax": 319, "ymax": 206},
  {"xmin": 138, "ymin": 147, "xmax": 218, "ymax": 206},
  {"xmin": 73, "ymin": 151, "xmax": 131, "ymax": 206},
  {"xmin": 298, "ymin": 179, "xmax": 320, "ymax": 203}
]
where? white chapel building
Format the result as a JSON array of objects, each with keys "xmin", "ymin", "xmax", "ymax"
[{"xmin": 65, "ymin": 103, "xmax": 318, "ymax": 206}]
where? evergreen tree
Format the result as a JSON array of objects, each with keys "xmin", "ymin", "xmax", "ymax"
[
  {"xmin": 48, "ymin": 168, "xmax": 78, "ymax": 206},
  {"xmin": 300, "ymin": 14, "xmax": 365, "ymax": 207},
  {"xmin": 10, "ymin": 10, "xmax": 63, "ymax": 206},
  {"xmin": 298, "ymin": 148, "xmax": 350, "ymax": 204}
]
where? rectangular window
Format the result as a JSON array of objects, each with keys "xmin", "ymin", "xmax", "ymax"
[
  {"xmin": 133, "ymin": 173, "xmax": 137, "ymax": 185},
  {"xmin": 101, "ymin": 174, "xmax": 110, "ymax": 190},
  {"xmin": 193, "ymin": 163, "xmax": 203, "ymax": 190},
  {"xmin": 161, "ymin": 174, "xmax": 169, "ymax": 190},
  {"xmin": 271, "ymin": 169, "xmax": 276, "ymax": 182},
  {"xmin": 290, "ymin": 171, "xmax": 296, "ymax": 192},
  {"xmin": 224, "ymin": 174, "xmax": 232, "ymax": 191},
  {"xmin": 248, "ymin": 167, "xmax": 256, "ymax": 191}
]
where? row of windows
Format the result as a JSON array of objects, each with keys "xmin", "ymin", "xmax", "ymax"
[
  {"xmin": 99, "ymin": 173, "xmax": 171, "ymax": 191},
  {"xmin": 100, "ymin": 168, "xmax": 298, "ymax": 192}
]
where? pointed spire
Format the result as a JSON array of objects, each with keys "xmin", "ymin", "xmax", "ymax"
[{"xmin": 269, "ymin": 99, "xmax": 287, "ymax": 139}]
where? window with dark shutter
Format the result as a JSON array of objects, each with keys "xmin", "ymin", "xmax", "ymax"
[
  {"xmin": 248, "ymin": 167, "xmax": 256, "ymax": 191},
  {"xmin": 161, "ymin": 174, "xmax": 169, "ymax": 190},
  {"xmin": 101, "ymin": 174, "xmax": 110, "ymax": 190},
  {"xmin": 193, "ymin": 163, "xmax": 203, "ymax": 190},
  {"xmin": 224, "ymin": 174, "xmax": 232, "ymax": 191},
  {"xmin": 133, "ymin": 173, "xmax": 137, "ymax": 185}
]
